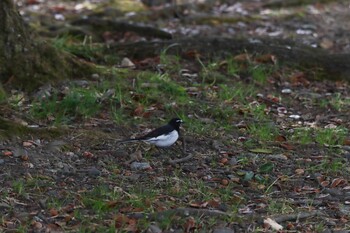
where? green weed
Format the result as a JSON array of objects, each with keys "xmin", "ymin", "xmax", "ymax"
[
  {"xmin": 226, "ymin": 58, "xmax": 240, "ymax": 76},
  {"xmin": 31, "ymin": 88, "xmax": 101, "ymax": 124},
  {"xmin": 218, "ymin": 83, "xmax": 257, "ymax": 103},
  {"xmin": 315, "ymin": 127, "xmax": 348, "ymax": 146},
  {"xmin": 291, "ymin": 128, "xmax": 313, "ymax": 144},
  {"xmin": 12, "ymin": 179, "xmax": 25, "ymax": 196},
  {"xmin": 249, "ymin": 65, "xmax": 270, "ymax": 84},
  {"xmin": 52, "ymin": 35, "xmax": 97, "ymax": 61},
  {"xmin": 248, "ymin": 122, "xmax": 278, "ymax": 141}
]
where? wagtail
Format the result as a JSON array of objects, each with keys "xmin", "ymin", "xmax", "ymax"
[{"xmin": 118, "ymin": 118, "xmax": 184, "ymax": 147}]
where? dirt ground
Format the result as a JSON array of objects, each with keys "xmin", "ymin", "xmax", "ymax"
[{"xmin": 1, "ymin": 0, "xmax": 350, "ymax": 232}]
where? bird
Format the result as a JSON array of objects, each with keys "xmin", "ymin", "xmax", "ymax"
[{"xmin": 117, "ymin": 118, "xmax": 184, "ymax": 148}]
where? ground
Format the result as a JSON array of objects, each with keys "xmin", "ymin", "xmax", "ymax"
[{"xmin": 1, "ymin": 0, "xmax": 350, "ymax": 232}]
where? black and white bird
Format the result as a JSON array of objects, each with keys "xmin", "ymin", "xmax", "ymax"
[{"xmin": 118, "ymin": 118, "xmax": 184, "ymax": 148}]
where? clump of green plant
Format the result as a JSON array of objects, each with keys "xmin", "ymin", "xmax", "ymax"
[
  {"xmin": 248, "ymin": 122, "xmax": 278, "ymax": 141},
  {"xmin": 52, "ymin": 35, "xmax": 98, "ymax": 61},
  {"xmin": 315, "ymin": 127, "xmax": 348, "ymax": 146},
  {"xmin": 31, "ymin": 87, "xmax": 101, "ymax": 124},
  {"xmin": 226, "ymin": 58, "xmax": 240, "ymax": 76},
  {"xmin": 135, "ymin": 72, "xmax": 188, "ymax": 105},
  {"xmin": 218, "ymin": 82, "xmax": 257, "ymax": 103},
  {"xmin": 291, "ymin": 128, "xmax": 313, "ymax": 145},
  {"xmin": 249, "ymin": 65, "xmax": 270, "ymax": 84},
  {"xmin": 329, "ymin": 93, "xmax": 350, "ymax": 111}
]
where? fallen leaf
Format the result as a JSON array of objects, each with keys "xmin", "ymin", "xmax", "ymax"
[
  {"xmin": 184, "ymin": 217, "xmax": 196, "ymax": 233},
  {"xmin": 264, "ymin": 218, "xmax": 283, "ymax": 230},
  {"xmin": 280, "ymin": 143, "xmax": 294, "ymax": 150},
  {"xmin": 295, "ymin": 168, "xmax": 304, "ymax": 175},
  {"xmin": 2, "ymin": 151, "xmax": 13, "ymax": 156},
  {"xmin": 234, "ymin": 53, "xmax": 251, "ymax": 62},
  {"xmin": 275, "ymin": 135, "xmax": 286, "ymax": 142},
  {"xmin": 49, "ymin": 208, "xmax": 59, "ymax": 217},
  {"xmin": 255, "ymin": 54, "xmax": 277, "ymax": 64},
  {"xmin": 331, "ymin": 178, "xmax": 347, "ymax": 188}
]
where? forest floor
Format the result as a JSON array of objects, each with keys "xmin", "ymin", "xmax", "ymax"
[{"xmin": 1, "ymin": 0, "xmax": 350, "ymax": 232}]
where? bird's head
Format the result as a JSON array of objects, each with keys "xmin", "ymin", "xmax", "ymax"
[{"xmin": 168, "ymin": 117, "xmax": 184, "ymax": 130}]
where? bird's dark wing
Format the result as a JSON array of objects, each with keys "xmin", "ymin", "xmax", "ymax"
[{"xmin": 136, "ymin": 124, "xmax": 173, "ymax": 140}]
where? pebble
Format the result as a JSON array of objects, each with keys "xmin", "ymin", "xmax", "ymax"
[
  {"xmin": 0, "ymin": 159, "xmax": 4, "ymax": 165},
  {"xmin": 289, "ymin": 114, "xmax": 301, "ymax": 120},
  {"xmin": 88, "ymin": 167, "xmax": 101, "ymax": 177},
  {"xmin": 130, "ymin": 162, "xmax": 151, "ymax": 170},
  {"xmin": 281, "ymin": 88, "xmax": 292, "ymax": 94}
]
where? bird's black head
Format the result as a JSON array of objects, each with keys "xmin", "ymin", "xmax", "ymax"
[{"xmin": 168, "ymin": 118, "xmax": 183, "ymax": 131}]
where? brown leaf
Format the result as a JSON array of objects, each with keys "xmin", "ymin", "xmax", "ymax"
[
  {"xmin": 295, "ymin": 168, "xmax": 304, "ymax": 175},
  {"xmin": 280, "ymin": 143, "xmax": 294, "ymax": 150},
  {"xmin": 115, "ymin": 213, "xmax": 129, "ymax": 229},
  {"xmin": 275, "ymin": 135, "xmax": 287, "ymax": 142},
  {"xmin": 107, "ymin": 200, "xmax": 119, "ymax": 208},
  {"xmin": 49, "ymin": 208, "xmax": 59, "ymax": 217},
  {"xmin": 331, "ymin": 178, "xmax": 347, "ymax": 188},
  {"xmin": 83, "ymin": 151, "xmax": 94, "ymax": 159},
  {"xmin": 320, "ymin": 181, "xmax": 330, "ymax": 187},
  {"xmin": 290, "ymin": 72, "xmax": 310, "ymax": 87},
  {"xmin": 184, "ymin": 217, "xmax": 196, "ymax": 233},
  {"xmin": 182, "ymin": 50, "xmax": 201, "ymax": 59},
  {"xmin": 2, "ymin": 150, "xmax": 13, "ymax": 156},
  {"xmin": 220, "ymin": 157, "xmax": 228, "ymax": 164},
  {"xmin": 133, "ymin": 104, "xmax": 144, "ymax": 117},
  {"xmin": 233, "ymin": 53, "xmax": 251, "ymax": 62},
  {"xmin": 343, "ymin": 138, "xmax": 350, "ymax": 146},
  {"xmin": 255, "ymin": 54, "xmax": 277, "ymax": 64}
]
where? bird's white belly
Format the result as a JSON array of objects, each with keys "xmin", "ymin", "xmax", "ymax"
[{"xmin": 146, "ymin": 130, "xmax": 179, "ymax": 147}]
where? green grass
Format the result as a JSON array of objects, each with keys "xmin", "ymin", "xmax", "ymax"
[
  {"xmin": 315, "ymin": 127, "xmax": 348, "ymax": 146},
  {"xmin": 248, "ymin": 122, "xmax": 278, "ymax": 141},
  {"xmin": 291, "ymin": 128, "xmax": 313, "ymax": 144},
  {"xmin": 250, "ymin": 65, "xmax": 270, "ymax": 84},
  {"xmin": 31, "ymin": 87, "xmax": 101, "ymax": 124},
  {"xmin": 218, "ymin": 82, "xmax": 257, "ymax": 103}
]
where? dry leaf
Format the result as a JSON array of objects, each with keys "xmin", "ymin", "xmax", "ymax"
[
  {"xmin": 331, "ymin": 178, "xmax": 347, "ymax": 188},
  {"xmin": 255, "ymin": 54, "xmax": 277, "ymax": 64},
  {"xmin": 184, "ymin": 217, "xmax": 196, "ymax": 233},
  {"xmin": 49, "ymin": 208, "xmax": 59, "ymax": 217},
  {"xmin": 264, "ymin": 218, "xmax": 283, "ymax": 230},
  {"xmin": 234, "ymin": 53, "xmax": 251, "ymax": 62},
  {"xmin": 295, "ymin": 168, "xmax": 304, "ymax": 175}
]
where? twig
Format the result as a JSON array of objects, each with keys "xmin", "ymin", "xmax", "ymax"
[
  {"xmin": 167, "ymin": 154, "xmax": 193, "ymax": 165},
  {"xmin": 128, "ymin": 207, "xmax": 230, "ymax": 220},
  {"xmin": 271, "ymin": 211, "xmax": 323, "ymax": 223}
]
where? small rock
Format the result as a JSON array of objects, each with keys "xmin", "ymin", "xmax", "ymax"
[
  {"xmin": 130, "ymin": 162, "xmax": 151, "ymax": 170},
  {"xmin": 121, "ymin": 57, "xmax": 135, "ymax": 68},
  {"xmin": 289, "ymin": 114, "xmax": 301, "ymax": 120},
  {"xmin": 91, "ymin": 73, "xmax": 100, "ymax": 80},
  {"xmin": 88, "ymin": 167, "xmax": 101, "ymax": 177},
  {"xmin": 0, "ymin": 159, "xmax": 5, "ymax": 165},
  {"xmin": 148, "ymin": 224, "xmax": 162, "ymax": 233},
  {"xmin": 38, "ymin": 199, "xmax": 47, "ymax": 209},
  {"xmin": 267, "ymin": 154, "xmax": 288, "ymax": 160},
  {"xmin": 281, "ymin": 88, "xmax": 292, "ymax": 94},
  {"xmin": 229, "ymin": 157, "xmax": 237, "ymax": 165}
]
